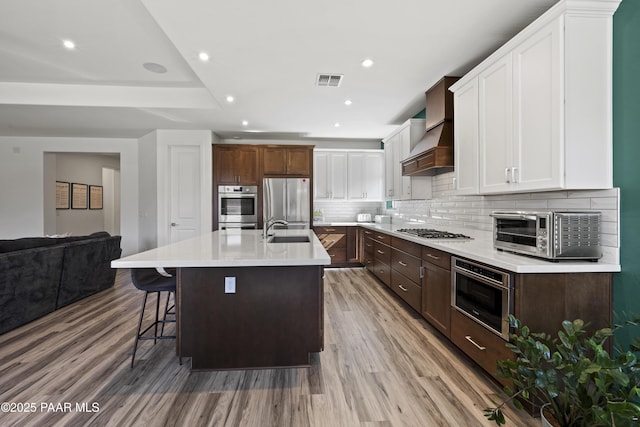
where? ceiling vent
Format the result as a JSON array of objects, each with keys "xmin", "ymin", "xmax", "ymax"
[{"xmin": 316, "ymin": 74, "xmax": 343, "ymax": 87}]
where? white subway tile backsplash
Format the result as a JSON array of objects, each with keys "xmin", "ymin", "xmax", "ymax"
[{"xmin": 381, "ymin": 175, "xmax": 619, "ymax": 253}]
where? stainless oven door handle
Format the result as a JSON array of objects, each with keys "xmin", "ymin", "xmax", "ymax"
[
  {"xmin": 465, "ymin": 336, "xmax": 486, "ymax": 351},
  {"xmin": 490, "ymin": 212, "xmax": 538, "ymax": 221}
]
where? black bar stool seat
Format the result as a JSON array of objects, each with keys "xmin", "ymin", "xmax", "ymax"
[{"xmin": 130, "ymin": 268, "xmax": 179, "ymax": 368}]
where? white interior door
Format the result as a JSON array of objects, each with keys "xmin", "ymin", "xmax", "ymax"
[{"xmin": 169, "ymin": 145, "xmax": 201, "ymax": 243}]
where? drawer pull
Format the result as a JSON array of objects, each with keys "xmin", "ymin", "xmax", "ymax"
[
  {"xmin": 398, "ymin": 261, "xmax": 407, "ymax": 267},
  {"xmin": 330, "ymin": 254, "xmax": 335, "ymax": 257},
  {"xmin": 398, "ymin": 285, "xmax": 408, "ymax": 292},
  {"xmin": 377, "ymin": 250, "xmax": 385, "ymax": 255},
  {"xmin": 376, "ymin": 235, "xmax": 386, "ymax": 240},
  {"xmin": 465, "ymin": 336, "xmax": 486, "ymax": 351},
  {"xmin": 326, "ymin": 228, "xmax": 336, "ymax": 232},
  {"xmin": 419, "ymin": 265, "xmax": 424, "ymax": 279},
  {"xmin": 426, "ymin": 253, "xmax": 440, "ymax": 260}
]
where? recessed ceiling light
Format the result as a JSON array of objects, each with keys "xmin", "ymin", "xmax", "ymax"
[
  {"xmin": 242, "ymin": 120, "xmax": 248, "ymax": 126},
  {"xmin": 62, "ymin": 39, "xmax": 76, "ymax": 50},
  {"xmin": 226, "ymin": 95, "xmax": 235, "ymax": 103},
  {"xmin": 361, "ymin": 58, "xmax": 374, "ymax": 68},
  {"xmin": 198, "ymin": 52, "xmax": 210, "ymax": 62},
  {"xmin": 344, "ymin": 99, "xmax": 353, "ymax": 106},
  {"xmin": 334, "ymin": 122, "xmax": 340, "ymax": 128},
  {"xmin": 143, "ymin": 62, "xmax": 168, "ymax": 74}
]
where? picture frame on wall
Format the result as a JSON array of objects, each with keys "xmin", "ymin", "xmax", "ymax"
[
  {"xmin": 71, "ymin": 183, "xmax": 88, "ymax": 209},
  {"xmin": 89, "ymin": 185, "xmax": 103, "ymax": 210},
  {"xmin": 56, "ymin": 181, "xmax": 70, "ymax": 210}
]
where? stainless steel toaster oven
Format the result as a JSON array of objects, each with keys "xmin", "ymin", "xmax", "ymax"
[{"xmin": 491, "ymin": 211, "xmax": 602, "ymax": 261}]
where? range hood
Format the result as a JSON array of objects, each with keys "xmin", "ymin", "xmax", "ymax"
[{"xmin": 402, "ymin": 76, "xmax": 459, "ymax": 176}]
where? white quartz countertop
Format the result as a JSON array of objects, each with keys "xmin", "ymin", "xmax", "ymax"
[
  {"xmin": 359, "ymin": 223, "xmax": 620, "ymax": 274},
  {"xmin": 111, "ymin": 229, "xmax": 331, "ymax": 268}
]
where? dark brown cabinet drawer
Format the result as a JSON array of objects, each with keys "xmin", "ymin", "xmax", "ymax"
[
  {"xmin": 374, "ymin": 241, "xmax": 391, "ymax": 264},
  {"xmin": 314, "ymin": 226, "xmax": 346, "ymax": 235},
  {"xmin": 391, "ymin": 248, "xmax": 421, "ymax": 284},
  {"xmin": 373, "ymin": 231, "xmax": 391, "ymax": 245},
  {"xmin": 391, "ymin": 237, "xmax": 421, "ymax": 257},
  {"xmin": 421, "ymin": 247, "xmax": 451, "ymax": 270},
  {"xmin": 390, "ymin": 270, "xmax": 421, "ymax": 313},
  {"xmin": 363, "ymin": 237, "xmax": 374, "ymax": 254},
  {"xmin": 372, "ymin": 258, "xmax": 391, "ymax": 286},
  {"xmin": 450, "ymin": 309, "xmax": 513, "ymax": 385}
]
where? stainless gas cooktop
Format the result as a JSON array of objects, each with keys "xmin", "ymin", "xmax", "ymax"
[{"xmin": 397, "ymin": 228, "xmax": 471, "ymax": 240}]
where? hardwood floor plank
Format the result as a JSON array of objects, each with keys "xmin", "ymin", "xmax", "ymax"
[{"xmin": 0, "ymin": 268, "xmax": 536, "ymax": 426}]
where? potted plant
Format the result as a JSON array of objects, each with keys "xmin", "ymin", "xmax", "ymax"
[{"xmin": 484, "ymin": 314, "xmax": 640, "ymax": 426}]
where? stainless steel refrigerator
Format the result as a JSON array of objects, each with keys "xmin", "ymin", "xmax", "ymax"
[{"xmin": 263, "ymin": 178, "xmax": 311, "ymax": 229}]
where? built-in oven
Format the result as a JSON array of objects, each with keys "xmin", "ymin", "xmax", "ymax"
[
  {"xmin": 451, "ymin": 257, "xmax": 513, "ymax": 340},
  {"xmin": 218, "ymin": 185, "xmax": 258, "ymax": 229}
]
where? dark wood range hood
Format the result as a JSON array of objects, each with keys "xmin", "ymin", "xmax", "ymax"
[{"xmin": 402, "ymin": 76, "xmax": 459, "ymax": 176}]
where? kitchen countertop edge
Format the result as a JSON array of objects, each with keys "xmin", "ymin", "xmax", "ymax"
[{"xmin": 358, "ymin": 223, "xmax": 620, "ymax": 274}]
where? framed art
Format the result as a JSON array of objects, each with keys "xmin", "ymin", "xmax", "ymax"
[
  {"xmin": 89, "ymin": 185, "xmax": 103, "ymax": 210},
  {"xmin": 71, "ymin": 183, "xmax": 88, "ymax": 209},
  {"xmin": 56, "ymin": 181, "xmax": 70, "ymax": 210}
]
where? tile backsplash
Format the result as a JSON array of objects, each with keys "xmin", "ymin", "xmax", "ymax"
[
  {"xmin": 313, "ymin": 201, "xmax": 382, "ymax": 222},
  {"xmin": 383, "ymin": 172, "xmax": 620, "ymax": 262},
  {"xmin": 315, "ymin": 172, "xmax": 620, "ymax": 263}
]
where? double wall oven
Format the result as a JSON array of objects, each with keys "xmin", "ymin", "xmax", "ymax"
[
  {"xmin": 217, "ymin": 185, "xmax": 258, "ymax": 230},
  {"xmin": 451, "ymin": 257, "xmax": 513, "ymax": 340}
]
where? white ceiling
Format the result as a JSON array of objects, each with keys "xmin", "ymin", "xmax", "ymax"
[{"xmin": 0, "ymin": 0, "xmax": 557, "ymax": 142}]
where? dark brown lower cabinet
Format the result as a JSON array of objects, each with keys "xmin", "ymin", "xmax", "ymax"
[
  {"xmin": 421, "ymin": 247, "xmax": 451, "ymax": 338},
  {"xmin": 314, "ymin": 226, "xmax": 361, "ymax": 267}
]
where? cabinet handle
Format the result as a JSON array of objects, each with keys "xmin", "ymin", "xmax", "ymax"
[
  {"xmin": 364, "ymin": 230, "xmax": 372, "ymax": 235},
  {"xmin": 377, "ymin": 250, "xmax": 385, "ymax": 255},
  {"xmin": 425, "ymin": 253, "xmax": 440, "ymax": 260},
  {"xmin": 398, "ymin": 261, "xmax": 407, "ymax": 267},
  {"xmin": 376, "ymin": 235, "xmax": 385, "ymax": 240},
  {"xmin": 325, "ymin": 228, "xmax": 336, "ymax": 232},
  {"xmin": 465, "ymin": 336, "xmax": 486, "ymax": 351},
  {"xmin": 512, "ymin": 167, "xmax": 518, "ymax": 184},
  {"xmin": 330, "ymin": 254, "xmax": 335, "ymax": 257},
  {"xmin": 419, "ymin": 265, "xmax": 424, "ymax": 279},
  {"xmin": 398, "ymin": 285, "xmax": 408, "ymax": 292}
]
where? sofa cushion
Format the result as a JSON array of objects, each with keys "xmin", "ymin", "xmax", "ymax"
[
  {"xmin": 0, "ymin": 245, "xmax": 65, "ymax": 334},
  {"xmin": 56, "ymin": 235, "xmax": 122, "ymax": 308},
  {"xmin": 0, "ymin": 237, "xmax": 60, "ymax": 254}
]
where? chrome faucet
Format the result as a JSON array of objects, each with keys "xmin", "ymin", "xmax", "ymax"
[{"xmin": 263, "ymin": 218, "xmax": 288, "ymax": 239}]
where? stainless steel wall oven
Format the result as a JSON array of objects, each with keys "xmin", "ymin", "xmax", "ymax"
[
  {"xmin": 451, "ymin": 257, "xmax": 513, "ymax": 340},
  {"xmin": 218, "ymin": 185, "xmax": 258, "ymax": 229}
]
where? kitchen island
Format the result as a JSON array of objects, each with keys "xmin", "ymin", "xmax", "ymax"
[{"xmin": 112, "ymin": 229, "xmax": 331, "ymax": 370}]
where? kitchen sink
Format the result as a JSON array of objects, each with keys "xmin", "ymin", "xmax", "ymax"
[{"xmin": 268, "ymin": 235, "xmax": 310, "ymax": 243}]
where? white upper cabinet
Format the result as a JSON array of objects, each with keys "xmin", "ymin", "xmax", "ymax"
[
  {"xmin": 313, "ymin": 150, "xmax": 347, "ymax": 200},
  {"xmin": 450, "ymin": 0, "xmax": 619, "ymax": 195},
  {"xmin": 314, "ymin": 149, "xmax": 384, "ymax": 201},
  {"xmin": 453, "ymin": 77, "xmax": 479, "ymax": 195},
  {"xmin": 383, "ymin": 119, "xmax": 425, "ymax": 200},
  {"xmin": 347, "ymin": 151, "xmax": 385, "ymax": 201}
]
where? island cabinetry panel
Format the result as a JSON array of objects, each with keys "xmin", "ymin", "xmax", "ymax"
[
  {"xmin": 213, "ymin": 144, "xmax": 260, "ymax": 185},
  {"xmin": 178, "ymin": 265, "xmax": 323, "ymax": 370},
  {"xmin": 421, "ymin": 247, "xmax": 452, "ymax": 338},
  {"xmin": 262, "ymin": 146, "xmax": 313, "ymax": 177}
]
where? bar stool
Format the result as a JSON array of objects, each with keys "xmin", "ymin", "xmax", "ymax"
[{"xmin": 130, "ymin": 268, "xmax": 178, "ymax": 368}]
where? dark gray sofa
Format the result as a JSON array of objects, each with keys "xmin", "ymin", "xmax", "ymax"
[{"xmin": 0, "ymin": 232, "xmax": 122, "ymax": 334}]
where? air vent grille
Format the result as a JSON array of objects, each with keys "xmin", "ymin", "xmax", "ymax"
[{"xmin": 316, "ymin": 74, "xmax": 343, "ymax": 87}]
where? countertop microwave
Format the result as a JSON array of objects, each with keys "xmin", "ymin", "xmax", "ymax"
[{"xmin": 491, "ymin": 211, "xmax": 602, "ymax": 261}]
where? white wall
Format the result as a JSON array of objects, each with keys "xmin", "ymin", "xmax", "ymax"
[
  {"xmin": 0, "ymin": 136, "xmax": 139, "ymax": 255},
  {"xmin": 138, "ymin": 131, "xmax": 159, "ymax": 250}
]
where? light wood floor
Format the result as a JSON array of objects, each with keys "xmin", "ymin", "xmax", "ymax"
[{"xmin": 0, "ymin": 268, "xmax": 536, "ymax": 426}]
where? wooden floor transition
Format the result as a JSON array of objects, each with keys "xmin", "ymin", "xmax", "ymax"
[{"xmin": 0, "ymin": 268, "xmax": 536, "ymax": 426}]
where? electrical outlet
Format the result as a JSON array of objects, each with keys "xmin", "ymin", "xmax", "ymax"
[{"xmin": 224, "ymin": 277, "xmax": 236, "ymax": 294}]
